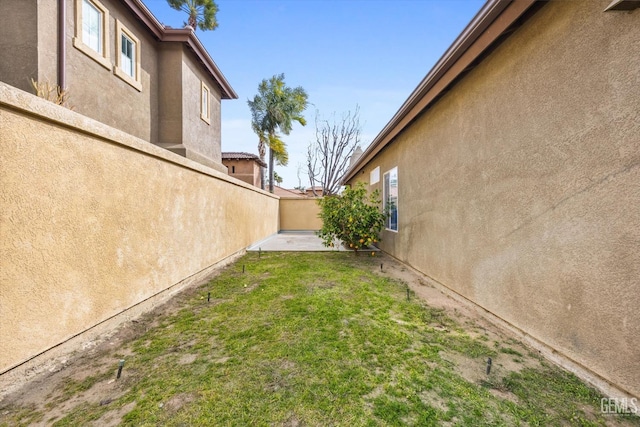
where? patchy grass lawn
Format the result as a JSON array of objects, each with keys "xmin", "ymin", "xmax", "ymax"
[{"xmin": 1, "ymin": 252, "xmax": 638, "ymax": 426}]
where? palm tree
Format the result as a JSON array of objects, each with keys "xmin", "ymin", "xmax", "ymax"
[
  {"xmin": 167, "ymin": 0, "xmax": 218, "ymax": 32},
  {"xmin": 248, "ymin": 74, "xmax": 308, "ymax": 193}
]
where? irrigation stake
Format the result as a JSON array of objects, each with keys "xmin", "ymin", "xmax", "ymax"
[
  {"xmin": 242, "ymin": 264, "xmax": 245, "ymax": 273},
  {"xmin": 406, "ymin": 286, "xmax": 410, "ymax": 301},
  {"xmin": 117, "ymin": 359, "xmax": 125, "ymax": 379},
  {"xmin": 486, "ymin": 357, "xmax": 492, "ymax": 375},
  {"xmin": 381, "ymin": 263, "xmax": 383, "ymax": 272},
  {"xmin": 207, "ymin": 292, "xmax": 211, "ymax": 302},
  {"xmin": 259, "ymin": 248, "xmax": 261, "ymax": 259}
]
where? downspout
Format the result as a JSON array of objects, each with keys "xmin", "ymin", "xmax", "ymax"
[{"xmin": 58, "ymin": 0, "xmax": 66, "ymax": 90}]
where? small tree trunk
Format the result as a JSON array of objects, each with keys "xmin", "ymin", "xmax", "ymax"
[{"xmin": 269, "ymin": 148, "xmax": 275, "ymax": 193}]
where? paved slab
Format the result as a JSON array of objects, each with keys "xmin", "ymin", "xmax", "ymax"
[{"xmin": 247, "ymin": 231, "xmax": 379, "ymax": 252}]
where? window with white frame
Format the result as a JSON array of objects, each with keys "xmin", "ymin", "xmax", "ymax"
[
  {"xmin": 201, "ymin": 82, "xmax": 211, "ymax": 123},
  {"xmin": 383, "ymin": 167, "xmax": 398, "ymax": 231},
  {"xmin": 74, "ymin": 0, "xmax": 110, "ymax": 69},
  {"xmin": 83, "ymin": 0, "xmax": 102, "ymax": 53},
  {"xmin": 120, "ymin": 33, "xmax": 135, "ymax": 78},
  {"xmin": 370, "ymin": 166, "xmax": 380, "ymax": 185},
  {"xmin": 114, "ymin": 20, "xmax": 142, "ymax": 91}
]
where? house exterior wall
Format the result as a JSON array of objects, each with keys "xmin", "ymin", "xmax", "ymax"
[
  {"xmin": 348, "ymin": 1, "xmax": 639, "ymax": 398},
  {"xmin": 223, "ymin": 159, "xmax": 262, "ymax": 187},
  {"xmin": 0, "ymin": 1, "xmax": 39, "ymax": 92},
  {"xmin": 64, "ymin": 0, "xmax": 159, "ymax": 142},
  {"xmin": 279, "ymin": 198, "xmax": 322, "ymax": 231},
  {"xmin": 180, "ymin": 47, "xmax": 222, "ymax": 169},
  {"xmin": 38, "ymin": 1, "xmax": 60, "ymax": 88},
  {"xmin": 0, "ymin": 83, "xmax": 279, "ymax": 397},
  {"xmin": 157, "ymin": 43, "xmax": 183, "ymax": 145}
]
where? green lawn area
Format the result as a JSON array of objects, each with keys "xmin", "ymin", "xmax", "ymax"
[{"xmin": 1, "ymin": 252, "xmax": 638, "ymax": 426}]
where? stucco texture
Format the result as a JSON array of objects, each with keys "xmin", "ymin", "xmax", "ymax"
[
  {"xmin": 65, "ymin": 0, "xmax": 159, "ymax": 143},
  {"xmin": 279, "ymin": 198, "xmax": 322, "ymax": 231},
  {"xmin": 350, "ymin": 2, "xmax": 639, "ymax": 397},
  {"xmin": 0, "ymin": 83, "xmax": 278, "ymax": 377}
]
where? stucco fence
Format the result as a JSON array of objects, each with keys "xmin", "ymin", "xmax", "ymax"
[
  {"xmin": 0, "ymin": 83, "xmax": 279, "ymax": 397},
  {"xmin": 279, "ymin": 197, "xmax": 322, "ymax": 231}
]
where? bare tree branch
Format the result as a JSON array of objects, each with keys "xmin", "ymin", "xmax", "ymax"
[{"xmin": 307, "ymin": 106, "xmax": 362, "ymax": 196}]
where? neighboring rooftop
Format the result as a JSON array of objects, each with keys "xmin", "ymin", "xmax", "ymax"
[
  {"xmin": 273, "ymin": 186, "xmax": 306, "ymax": 198},
  {"xmin": 222, "ymin": 152, "xmax": 267, "ymax": 167}
]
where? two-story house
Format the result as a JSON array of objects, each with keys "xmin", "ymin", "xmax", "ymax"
[{"xmin": 0, "ymin": 0, "xmax": 237, "ymax": 172}]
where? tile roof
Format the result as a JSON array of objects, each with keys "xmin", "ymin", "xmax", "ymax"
[{"xmin": 222, "ymin": 152, "xmax": 267, "ymax": 167}]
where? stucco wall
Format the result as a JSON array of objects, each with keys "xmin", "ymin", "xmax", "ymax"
[
  {"xmin": 0, "ymin": 83, "xmax": 279, "ymax": 394},
  {"xmin": 223, "ymin": 159, "xmax": 262, "ymax": 188},
  {"xmin": 349, "ymin": 1, "xmax": 639, "ymax": 398},
  {"xmin": 157, "ymin": 43, "xmax": 183, "ymax": 145},
  {"xmin": 279, "ymin": 198, "xmax": 322, "ymax": 231},
  {"xmin": 181, "ymin": 47, "xmax": 223, "ymax": 168},
  {"xmin": 0, "ymin": 0, "xmax": 39, "ymax": 92}
]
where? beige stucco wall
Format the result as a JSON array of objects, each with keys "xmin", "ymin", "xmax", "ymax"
[
  {"xmin": 0, "ymin": 84, "xmax": 279, "ymax": 393},
  {"xmin": 279, "ymin": 198, "xmax": 322, "ymax": 231},
  {"xmin": 349, "ymin": 1, "xmax": 639, "ymax": 398}
]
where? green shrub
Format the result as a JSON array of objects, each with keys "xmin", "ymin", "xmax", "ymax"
[{"xmin": 317, "ymin": 182, "xmax": 386, "ymax": 253}]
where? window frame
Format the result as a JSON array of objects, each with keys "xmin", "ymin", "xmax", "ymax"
[
  {"xmin": 383, "ymin": 167, "xmax": 398, "ymax": 232},
  {"xmin": 73, "ymin": 0, "xmax": 111, "ymax": 70},
  {"xmin": 200, "ymin": 81, "xmax": 211, "ymax": 124},
  {"xmin": 370, "ymin": 166, "xmax": 380, "ymax": 185},
  {"xmin": 114, "ymin": 20, "xmax": 142, "ymax": 91}
]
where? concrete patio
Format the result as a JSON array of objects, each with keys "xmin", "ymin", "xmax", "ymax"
[{"xmin": 247, "ymin": 231, "xmax": 380, "ymax": 252}]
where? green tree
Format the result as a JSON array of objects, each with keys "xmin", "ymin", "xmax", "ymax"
[
  {"xmin": 167, "ymin": 0, "xmax": 219, "ymax": 32},
  {"xmin": 273, "ymin": 171, "xmax": 283, "ymax": 185},
  {"xmin": 248, "ymin": 74, "xmax": 308, "ymax": 193},
  {"xmin": 317, "ymin": 182, "xmax": 387, "ymax": 253}
]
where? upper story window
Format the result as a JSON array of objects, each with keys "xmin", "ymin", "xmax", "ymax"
[
  {"xmin": 114, "ymin": 20, "xmax": 142, "ymax": 91},
  {"xmin": 83, "ymin": 0, "xmax": 102, "ymax": 53},
  {"xmin": 74, "ymin": 0, "xmax": 111, "ymax": 69},
  {"xmin": 120, "ymin": 33, "xmax": 135, "ymax": 78},
  {"xmin": 201, "ymin": 82, "xmax": 211, "ymax": 124},
  {"xmin": 384, "ymin": 167, "xmax": 398, "ymax": 232}
]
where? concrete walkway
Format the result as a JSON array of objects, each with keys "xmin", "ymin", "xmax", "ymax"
[{"xmin": 247, "ymin": 231, "xmax": 379, "ymax": 252}]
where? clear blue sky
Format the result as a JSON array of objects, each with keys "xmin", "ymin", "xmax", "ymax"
[{"xmin": 144, "ymin": 0, "xmax": 485, "ymax": 188}]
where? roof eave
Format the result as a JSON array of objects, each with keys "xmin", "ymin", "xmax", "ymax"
[
  {"xmin": 341, "ymin": 0, "xmax": 538, "ymax": 184},
  {"xmin": 162, "ymin": 29, "xmax": 238, "ymax": 100},
  {"xmin": 120, "ymin": 0, "xmax": 238, "ymax": 100}
]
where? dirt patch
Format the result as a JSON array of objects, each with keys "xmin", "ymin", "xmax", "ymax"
[
  {"xmin": 177, "ymin": 353, "xmax": 198, "ymax": 365},
  {"xmin": 373, "ymin": 254, "xmax": 545, "ymax": 396},
  {"xmin": 161, "ymin": 392, "xmax": 197, "ymax": 413},
  {"xmin": 93, "ymin": 401, "xmax": 136, "ymax": 427},
  {"xmin": 244, "ymin": 283, "xmax": 260, "ymax": 292}
]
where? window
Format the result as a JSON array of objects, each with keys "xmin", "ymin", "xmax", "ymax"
[
  {"xmin": 83, "ymin": 0, "xmax": 102, "ymax": 53},
  {"xmin": 201, "ymin": 82, "xmax": 211, "ymax": 123},
  {"xmin": 231, "ymin": 166, "xmax": 235, "ymax": 173},
  {"xmin": 370, "ymin": 166, "xmax": 380, "ymax": 185},
  {"xmin": 120, "ymin": 33, "xmax": 135, "ymax": 78},
  {"xmin": 73, "ymin": 0, "xmax": 110, "ymax": 69},
  {"xmin": 383, "ymin": 167, "xmax": 398, "ymax": 231},
  {"xmin": 114, "ymin": 20, "xmax": 142, "ymax": 90}
]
